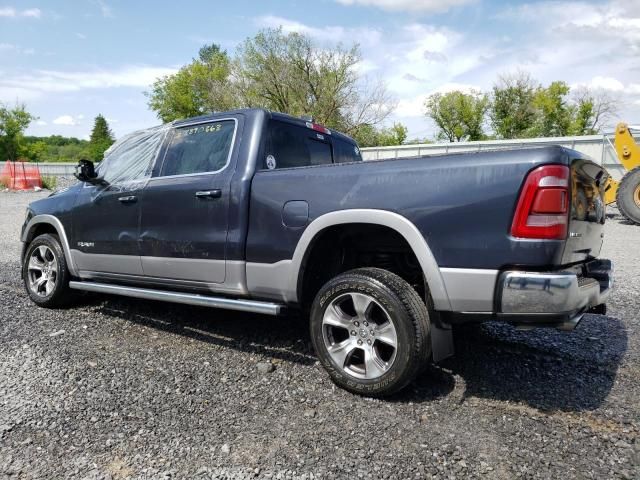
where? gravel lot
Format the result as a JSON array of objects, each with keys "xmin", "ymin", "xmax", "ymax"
[{"xmin": 1, "ymin": 189, "xmax": 638, "ymax": 479}]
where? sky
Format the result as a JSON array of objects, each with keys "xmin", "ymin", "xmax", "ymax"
[{"xmin": 1, "ymin": 0, "xmax": 639, "ymax": 141}]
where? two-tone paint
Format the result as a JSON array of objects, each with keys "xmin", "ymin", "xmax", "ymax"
[{"xmin": 21, "ymin": 108, "xmax": 608, "ymax": 317}]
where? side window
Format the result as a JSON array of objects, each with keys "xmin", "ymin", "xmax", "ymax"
[
  {"xmin": 333, "ymin": 138, "xmax": 362, "ymax": 163},
  {"xmin": 160, "ymin": 120, "xmax": 235, "ymax": 177},
  {"xmin": 264, "ymin": 121, "xmax": 332, "ymax": 169}
]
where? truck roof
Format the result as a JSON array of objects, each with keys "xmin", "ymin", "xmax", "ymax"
[{"xmin": 173, "ymin": 108, "xmax": 359, "ymax": 146}]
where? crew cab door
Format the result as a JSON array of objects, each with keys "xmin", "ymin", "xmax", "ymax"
[
  {"xmin": 71, "ymin": 131, "xmax": 162, "ymax": 276},
  {"xmin": 138, "ymin": 118, "xmax": 238, "ymax": 284}
]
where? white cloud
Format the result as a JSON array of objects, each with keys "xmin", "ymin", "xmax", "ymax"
[
  {"xmin": 21, "ymin": 8, "xmax": 41, "ymax": 18},
  {"xmin": 0, "ymin": 7, "xmax": 41, "ymax": 18},
  {"xmin": 53, "ymin": 115, "xmax": 77, "ymax": 126},
  {"xmin": 0, "ymin": 43, "xmax": 15, "ymax": 51},
  {"xmin": 96, "ymin": 0, "xmax": 113, "ymax": 18},
  {"xmin": 0, "ymin": 65, "xmax": 178, "ymax": 102},
  {"xmin": 255, "ymin": 15, "xmax": 381, "ymax": 46},
  {"xmin": 335, "ymin": 0, "xmax": 474, "ymax": 13},
  {"xmin": 35, "ymin": 120, "xmax": 47, "ymax": 126},
  {"xmin": 572, "ymin": 76, "xmax": 626, "ymax": 92}
]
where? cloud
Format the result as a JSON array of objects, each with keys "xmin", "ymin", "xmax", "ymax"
[
  {"xmin": 334, "ymin": 0, "xmax": 474, "ymax": 13},
  {"xmin": 76, "ymin": 33, "xmax": 87, "ymax": 40},
  {"xmin": 96, "ymin": 0, "xmax": 113, "ymax": 18},
  {"xmin": 0, "ymin": 65, "xmax": 178, "ymax": 102},
  {"xmin": 35, "ymin": 120, "xmax": 47, "ymax": 126},
  {"xmin": 572, "ymin": 76, "xmax": 626, "ymax": 92},
  {"xmin": 0, "ymin": 7, "xmax": 41, "ymax": 18},
  {"xmin": 255, "ymin": 15, "xmax": 381, "ymax": 46},
  {"xmin": 53, "ymin": 115, "xmax": 77, "ymax": 126},
  {"xmin": 21, "ymin": 8, "xmax": 41, "ymax": 18}
]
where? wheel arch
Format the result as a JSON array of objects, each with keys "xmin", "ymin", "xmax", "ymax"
[
  {"xmin": 291, "ymin": 209, "xmax": 451, "ymax": 310},
  {"xmin": 22, "ymin": 215, "xmax": 78, "ymax": 276}
]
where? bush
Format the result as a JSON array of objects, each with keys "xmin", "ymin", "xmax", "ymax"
[{"xmin": 41, "ymin": 175, "xmax": 57, "ymax": 190}]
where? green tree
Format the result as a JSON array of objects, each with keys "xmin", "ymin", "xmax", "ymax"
[
  {"xmin": 569, "ymin": 87, "xmax": 619, "ymax": 135},
  {"xmin": 147, "ymin": 30, "xmax": 395, "ymax": 135},
  {"xmin": 490, "ymin": 71, "xmax": 539, "ymax": 139},
  {"xmin": 352, "ymin": 122, "xmax": 408, "ymax": 147},
  {"xmin": 425, "ymin": 90, "xmax": 489, "ymax": 142},
  {"xmin": 86, "ymin": 114, "xmax": 115, "ymax": 161},
  {"xmin": 531, "ymin": 81, "xmax": 573, "ymax": 137},
  {"xmin": 0, "ymin": 103, "xmax": 35, "ymax": 161},
  {"xmin": 147, "ymin": 43, "xmax": 234, "ymax": 122}
]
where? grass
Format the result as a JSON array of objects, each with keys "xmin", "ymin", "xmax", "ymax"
[{"xmin": 41, "ymin": 175, "xmax": 58, "ymax": 190}]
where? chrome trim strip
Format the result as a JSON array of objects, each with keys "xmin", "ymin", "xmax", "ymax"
[
  {"xmin": 69, "ymin": 281, "xmax": 283, "ymax": 316},
  {"xmin": 21, "ymin": 215, "xmax": 78, "ymax": 276},
  {"xmin": 151, "ymin": 117, "xmax": 239, "ymax": 180},
  {"xmin": 439, "ymin": 268, "xmax": 499, "ymax": 312}
]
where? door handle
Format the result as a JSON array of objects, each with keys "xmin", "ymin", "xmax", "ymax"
[
  {"xmin": 118, "ymin": 195, "xmax": 137, "ymax": 204},
  {"xmin": 195, "ymin": 189, "xmax": 222, "ymax": 199}
]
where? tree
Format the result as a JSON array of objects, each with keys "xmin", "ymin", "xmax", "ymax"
[
  {"xmin": 352, "ymin": 122, "xmax": 408, "ymax": 147},
  {"xmin": 86, "ymin": 114, "xmax": 115, "ymax": 161},
  {"xmin": 531, "ymin": 81, "xmax": 574, "ymax": 137},
  {"xmin": 570, "ymin": 87, "xmax": 619, "ymax": 135},
  {"xmin": 147, "ymin": 30, "xmax": 396, "ymax": 135},
  {"xmin": 0, "ymin": 103, "xmax": 35, "ymax": 161},
  {"xmin": 425, "ymin": 90, "xmax": 489, "ymax": 142},
  {"xmin": 234, "ymin": 28, "xmax": 395, "ymax": 134},
  {"xmin": 490, "ymin": 71, "xmax": 539, "ymax": 139},
  {"xmin": 147, "ymin": 44, "xmax": 234, "ymax": 122}
]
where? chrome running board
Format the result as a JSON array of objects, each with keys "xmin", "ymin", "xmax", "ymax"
[{"xmin": 69, "ymin": 281, "xmax": 284, "ymax": 316}]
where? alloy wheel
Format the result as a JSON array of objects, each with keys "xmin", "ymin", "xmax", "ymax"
[{"xmin": 322, "ymin": 292, "xmax": 398, "ymax": 380}]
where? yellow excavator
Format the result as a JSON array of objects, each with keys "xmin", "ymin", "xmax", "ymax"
[{"xmin": 604, "ymin": 123, "xmax": 640, "ymax": 224}]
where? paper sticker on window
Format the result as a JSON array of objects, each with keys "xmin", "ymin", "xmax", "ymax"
[
  {"xmin": 316, "ymin": 133, "xmax": 325, "ymax": 140},
  {"xmin": 266, "ymin": 155, "xmax": 277, "ymax": 170}
]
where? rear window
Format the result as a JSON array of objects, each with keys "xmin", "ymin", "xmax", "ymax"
[
  {"xmin": 333, "ymin": 137, "xmax": 362, "ymax": 164},
  {"xmin": 263, "ymin": 121, "xmax": 333, "ymax": 169},
  {"xmin": 160, "ymin": 120, "xmax": 235, "ymax": 177}
]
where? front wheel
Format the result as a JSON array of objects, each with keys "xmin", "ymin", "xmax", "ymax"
[
  {"xmin": 310, "ymin": 268, "xmax": 431, "ymax": 397},
  {"xmin": 22, "ymin": 233, "xmax": 73, "ymax": 308}
]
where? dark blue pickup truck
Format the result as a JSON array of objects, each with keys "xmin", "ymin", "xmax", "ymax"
[{"xmin": 20, "ymin": 108, "xmax": 613, "ymax": 396}]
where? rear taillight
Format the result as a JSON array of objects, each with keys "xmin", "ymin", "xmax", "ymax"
[{"xmin": 511, "ymin": 165, "xmax": 570, "ymax": 240}]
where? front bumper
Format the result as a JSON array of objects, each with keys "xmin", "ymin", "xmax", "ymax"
[{"xmin": 497, "ymin": 259, "xmax": 613, "ymax": 328}]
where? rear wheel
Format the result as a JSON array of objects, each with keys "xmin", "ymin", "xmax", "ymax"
[
  {"xmin": 616, "ymin": 166, "xmax": 640, "ymax": 224},
  {"xmin": 310, "ymin": 268, "xmax": 431, "ymax": 397},
  {"xmin": 22, "ymin": 233, "xmax": 72, "ymax": 308}
]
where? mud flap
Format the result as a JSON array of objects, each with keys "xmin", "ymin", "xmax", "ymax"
[{"xmin": 431, "ymin": 322, "xmax": 454, "ymax": 363}]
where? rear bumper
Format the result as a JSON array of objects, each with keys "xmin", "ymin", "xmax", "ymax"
[{"xmin": 497, "ymin": 259, "xmax": 613, "ymax": 328}]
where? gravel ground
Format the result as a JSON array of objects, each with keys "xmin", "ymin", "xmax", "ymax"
[{"xmin": 0, "ymin": 190, "xmax": 638, "ymax": 479}]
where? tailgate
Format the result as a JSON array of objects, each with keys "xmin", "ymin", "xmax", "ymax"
[{"xmin": 562, "ymin": 158, "xmax": 608, "ymax": 264}]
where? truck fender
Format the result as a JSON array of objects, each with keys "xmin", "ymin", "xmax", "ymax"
[
  {"xmin": 289, "ymin": 209, "xmax": 452, "ymax": 311},
  {"xmin": 21, "ymin": 214, "xmax": 78, "ymax": 276}
]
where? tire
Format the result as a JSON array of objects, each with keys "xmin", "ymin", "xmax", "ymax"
[
  {"xmin": 616, "ymin": 166, "xmax": 640, "ymax": 224},
  {"xmin": 22, "ymin": 233, "xmax": 73, "ymax": 308},
  {"xmin": 310, "ymin": 267, "xmax": 431, "ymax": 397}
]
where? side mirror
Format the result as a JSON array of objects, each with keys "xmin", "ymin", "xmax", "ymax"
[{"xmin": 74, "ymin": 159, "xmax": 103, "ymax": 185}]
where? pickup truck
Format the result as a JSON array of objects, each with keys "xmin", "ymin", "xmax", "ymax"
[{"xmin": 20, "ymin": 108, "xmax": 613, "ymax": 396}]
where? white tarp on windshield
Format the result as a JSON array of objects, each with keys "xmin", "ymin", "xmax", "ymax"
[{"xmin": 97, "ymin": 123, "xmax": 172, "ymax": 189}]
